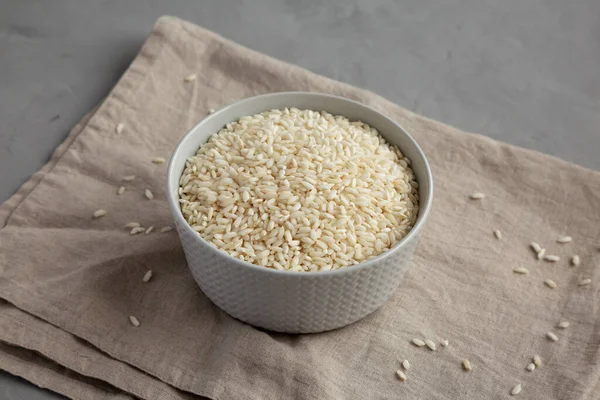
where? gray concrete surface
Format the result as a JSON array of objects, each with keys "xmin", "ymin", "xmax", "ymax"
[{"xmin": 1, "ymin": 0, "xmax": 599, "ymax": 398}]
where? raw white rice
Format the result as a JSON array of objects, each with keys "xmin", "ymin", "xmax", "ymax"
[
  {"xmin": 462, "ymin": 359, "xmax": 472, "ymax": 371},
  {"xmin": 160, "ymin": 226, "xmax": 173, "ymax": 233},
  {"xmin": 184, "ymin": 73, "xmax": 197, "ymax": 82},
  {"xmin": 544, "ymin": 279, "xmax": 557, "ymax": 289},
  {"xmin": 123, "ymin": 175, "xmax": 136, "ymax": 182},
  {"xmin": 469, "ymin": 192, "xmax": 485, "ymax": 200},
  {"xmin": 117, "ymin": 186, "xmax": 126, "ymax": 195},
  {"xmin": 571, "ymin": 255, "xmax": 580, "ymax": 266},
  {"xmin": 557, "ymin": 321, "xmax": 569, "ymax": 329},
  {"xmin": 441, "ymin": 339, "xmax": 449, "ymax": 347},
  {"xmin": 411, "ymin": 339, "xmax": 426, "ymax": 347},
  {"xmin": 116, "ymin": 122, "xmax": 125, "ymax": 134},
  {"xmin": 402, "ymin": 360, "xmax": 410, "ymax": 370},
  {"xmin": 511, "ymin": 383, "xmax": 522, "ymax": 396},
  {"xmin": 178, "ymin": 108, "xmax": 419, "ymax": 272},
  {"xmin": 128, "ymin": 315, "xmax": 140, "ymax": 327},
  {"xmin": 424, "ymin": 339, "xmax": 436, "ymax": 351},
  {"xmin": 579, "ymin": 278, "xmax": 591, "ymax": 286},
  {"xmin": 143, "ymin": 270, "xmax": 153, "ymax": 283},
  {"xmin": 93, "ymin": 209, "xmax": 108, "ymax": 218},
  {"xmin": 543, "ymin": 254, "xmax": 560, "ymax": 262},
  {"xmin": 493, "ymin": 229, "xmax": 502, "ymax": 239},
  {"xmin": 145, "ymin": 189, "xmax": 154, "ymax": 200},
  {"xmin": 125, "ymin": 222, "xmax": 140, "ymax": 229},
  {"xmin": 396, "ymin": 370, "xmax": 407, "ymax": 382},
  {"xmin": 513, "ymin": 267, "xmax": 529, "ymax": 275},
  {"xmin": 526, "ymin": 363, "xmax": 535, "ymax": 372},
  {"xmin": 145, "ymin": 226, "xmax": 154, "ymax": 235},
  {"xmin": 556, "ymin": 236, "xmax": 572, "ymax": 243},
  {"xmin": 152, "ymin": 157, "xmax": 166, "ymax": 164},
  {"xmin": 533, "ymin": 355, "xmax": 541, "ymax": 367},
  {"xmin": 546, "ymin": 331, "xmax": 559, "ymax": 341}
]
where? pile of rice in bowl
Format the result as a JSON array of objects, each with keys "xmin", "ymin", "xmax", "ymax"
[{"xmin": 178, "ymin": 108, "xmax": 419, "ymax": 272}]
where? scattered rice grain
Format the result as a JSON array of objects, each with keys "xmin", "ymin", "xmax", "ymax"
[
  {"xmin": 513, "ymin": 267, "xmax": 529, "ymax": 275},
  {"xmin": 544, "ymin": 279, "xmax": 557, "ymax": 289},
  {"xmin": 142, "ymin": 270, "xmax": 153, "ymax": 283},
  {"xmin": 402, "ymin": 360, "xmax": 410, "ymax": 370},
  {"xmin": 93, "ymin": 209, "xmax": 108, "ymax": 218},
  {"xmin": 115, "ymin": 122, "xmax": 125, "ymax": 134},
  {"xmin": 117, "ymin": 186, "xmax": 126, "ymax": 195},
  {"xmin": 145, "ymin": 226, "xmax": 154, "ymax": 235},
  {"xmin": 441, "ymin": 339, "xmax": 449, "ymax": 347},
  {"xmin": 537, "ymin": 248, "xmax": 546, "ymax": 260},
  {"xmin": 546, "ymin": 332, "xmax": 559, "ymax": 341},
  {"xmin": 123, "ymin": 175, "xmax": 136, "ymax": 182},
  {"xmin": 578, "ymin": 278, "xmax": 591, "ymax": 286},
  {"xmin": 209, "ymin": 108, "xmax": 215, "ymax": 113},
  {"xmin": 128, "ymin": 315, "xmax": 140, "ymax": 327},
  {"xmin": 533, "ymin": 355, "xmax": 541, "ymax": 367},
  {"xmin": 526, "ymin": 363, "xmax": 535, "ymax": 372},
  {"xmin": 396, "ymin": 370, "xmax": 407, "ymax": 382},
  {"xmin": 160, "ymin": 226, "xmax": 173, "ymax": 233},
  {"xmin": 145, "ymin": 189, "xmax": 154, "ymax": 200},
  {"xmin": 543, "ymin": 254, "xmax": 560, "ymax": 262},
  {"xmin": 130, "ymin": 227, "xmax": 145, "ymax": 235},
  {"xmin": 556, "ymin": 236, "xmax": 572, "ymax": 244},
  {"xmin": 462, "ymin": 359, "xmax": 472, "ymax": 372},
  {"xmin": 530, "ymin": 242, "xmax": 542, "ymax": 253},
  {"xmin": 424, "ymin": 339, "xmax": 436, "ymax": 351},
  {"xmin": 511, "ymin": 383, "xmax": 522, "ymax": 396},
  {"xmin": 411, "ymin": 338, "xmax": 426, "ymax": 347},
  {"xmin": 152, "ymin": 157, "xmax": 166, "ymax": 164},
  {"xmin": 557, "ymin": 321, "xmax": 569, "ymax": 329},
  {"xmin": 571, "ymin": 255, "xmax": 580, "ymax": 266},
  {"xmin": 470, "ymin": 192, "xmax": 485, "ymax": 200},
  {"xmin": 184, "ymin": 73, "xmax": 197, "ymax": 82},
  {"xmin": 125, "ymin": 222, "xmax": 140, "ymax": 229},
  {"xmin": 493, "ymin": 229, "xmax": 502, "ymax": 239}
]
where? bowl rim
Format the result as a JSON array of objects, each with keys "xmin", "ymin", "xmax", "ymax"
[{"xmin": 167, "ymin": 91, "xmax": 433, "ymax": 276}]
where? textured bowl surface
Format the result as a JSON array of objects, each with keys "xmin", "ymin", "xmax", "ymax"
[{"xmin": 167, "ymin": 92, "xmax": 433, "ymax": 333}]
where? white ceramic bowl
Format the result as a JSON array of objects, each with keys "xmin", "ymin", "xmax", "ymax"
[{"xmin": 167, "ymin": 92, "xmax": 433, "ymax": 333}]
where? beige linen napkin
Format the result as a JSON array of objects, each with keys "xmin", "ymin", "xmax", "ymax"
[{"xmin": 1, "ymin": 15, "xmax": 600, "ymax": 400}]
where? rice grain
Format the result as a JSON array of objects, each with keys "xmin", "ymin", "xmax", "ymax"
[
  {"xmin": 117, "ymin": 186, "xmax": 126, "ymax": 195},
  {"xmin": 93, "ymin": 209, "xmax": 108, "ymax": 218},
  {"xmin": 511, "ymin": 383, "xmax": 522, "ymax": 396},
  {"xmin": 546, "ymin": 332, "xmax": 559, "ymax": 341},
  {"xmin": 470, "ymin": 192, "xmax": 485, "ymax": 200},
  {"xmin": 579, "ymin": 278, "xmax": 591, "ymax": 286},
  {"xmin": 441, "ymin": 339, "xmax": 449, "ymax": 347},
  {"xmin": 424, "ymin": 339, "xmax": 436, "ymax": 351},
  {"xmin": 396, "ymin": 370, "xmax": 407, "ymax": 382},
  {"xmin": 142, "ymin": 270, "xmax": 153, "ymax": 283},
  {"xmin": 402, "ymin": 360, "xmax": 410, "ymax": 370},
  {"xmin": 125, "ymin": 222, "xmax": 140, "ymax": 229},
  {"xmin": 557, "ymin": 321, "xmax": 569, "ymax": 329},
  {"xmin": 543, "ymin": 255, "xmax": 560, "ymax": 262},
  {"xmin": 556, "ymin": 236, "xmax": 572, "ymax": 244},
  {"xmin": 493, "ymin": 229, "xmax": 502, "ymax": 239},
  {"xmin": 184, "ymin": 73, "xmax": 197, "ymax": 82},
  {"xmin": 123, "ymin": 175, "xmax": 136, "ymax": 182},
  {"xmin": 115, "ymin": 123, "xmax": 125, "ymax": 134},
  {"xmin": 544, "ymin": 279, "xmax": 557, "ymax": 289},
  {"xmin": 513, "ymin": 267, "xmax": 529, "ymax": 275},
  {"xmin": 130, "ymin": 227, "xmax": 145, "ymax": 235},
  {"xmin": 152, "ymin": 157, "xmax": 166, "ymax": 164},
  {"xmin": 411, "ymin": 339, "xmax": 426, "ymax": 347},
  {"xmin": 533, "ymin": 355, "xmax": 541, "ymax": 367},
  {"xmin": 128, "ymin": 315, "xmax": 140, "ymax": 327},
  {"xmin": 160, "ymin": 226, "xmax": 173, "ymax": 233},
  {"xmin": 571, "ymin": 255, "xmax": 580, "ymax": 266},
  {"xmin": 526, "ymin": 363, "xmax": 535, "ymax": 372},
  {"xmin": 145, "ymin": 226, "xmax": 154, "ymax": 235},
  {"xmin": 462, "ymin": 359, "xmax": 472, "ymax": 371},
  {"xmin": 145, "ymin": 189, "xmax": 154, "ymax": 200}
]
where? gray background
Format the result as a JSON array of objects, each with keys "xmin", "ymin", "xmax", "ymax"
[{"xmin": 1, "ymin": 0, "xmax": 599, "ymax": 398}]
